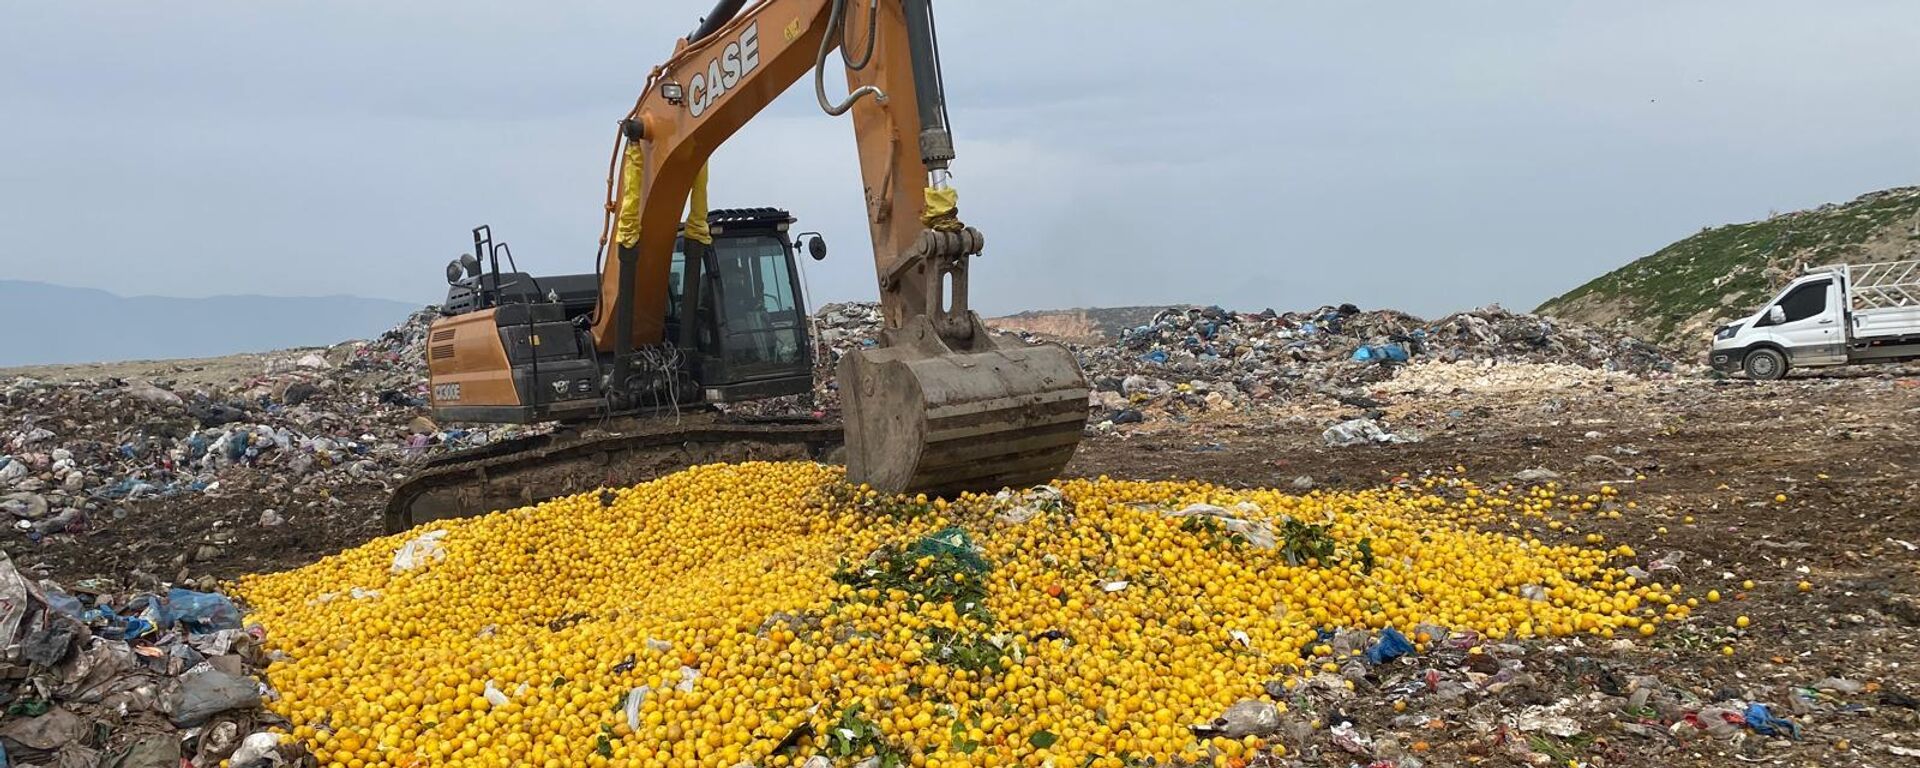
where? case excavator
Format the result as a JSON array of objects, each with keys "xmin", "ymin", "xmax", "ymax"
[{"xmin": 387, "ymin": 0, "xmax": 1088, "ymax": 531}]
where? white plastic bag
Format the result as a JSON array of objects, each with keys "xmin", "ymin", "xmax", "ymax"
[{"xmin": 391, "ymin": 529, "xmax": 449, "ymax": 573}]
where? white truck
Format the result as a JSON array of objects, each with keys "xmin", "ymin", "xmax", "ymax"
[{"xmin": 1710, "ymin": 259, "xmax": 1920, "ymax": 378}]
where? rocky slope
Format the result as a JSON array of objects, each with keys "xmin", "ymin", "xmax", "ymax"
[{"xmin": 1537, "ymin": 187, "xmax": 1920, "ymax": 350}]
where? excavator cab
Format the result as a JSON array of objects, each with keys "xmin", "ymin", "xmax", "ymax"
[
  {"xmin": 670, "ymin": 208, "xmax": 817, "ymax": 403},
  {"xmin": 429, "ymin": 208, "xmax": 817, "ymax": 424}
]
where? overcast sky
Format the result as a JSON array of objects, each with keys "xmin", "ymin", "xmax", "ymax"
[{"xmin": 4, "ymin": 1, "xmax": 1917, "ymax": 318}]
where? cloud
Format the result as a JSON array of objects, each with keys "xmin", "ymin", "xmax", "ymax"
[{"xmin": 4, "ymin": 1, "xmax": 1918, "ymax": 320}]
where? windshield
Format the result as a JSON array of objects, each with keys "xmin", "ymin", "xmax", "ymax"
[{"xmin": 706, "ymin": 234, "xmax": 806, "ymax": 375}]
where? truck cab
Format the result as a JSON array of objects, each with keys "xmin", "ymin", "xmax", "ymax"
[{"xmin": 1710, "ymin": 261, "xmax": 1920, "ymax": 379}]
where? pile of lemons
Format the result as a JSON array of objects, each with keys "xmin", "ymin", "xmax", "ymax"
[{"xmin": 236, "ymin": 462, "xmax": 1669, "ymax": 768}]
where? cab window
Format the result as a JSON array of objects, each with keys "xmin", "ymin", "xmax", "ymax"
[
  {"xmin": 664, "ymin": 237, "xmax": 694, "ymax": 319},
  {"xmin": 1767, "ymin": 280, "xmax": 1829, "ymax": 325}
]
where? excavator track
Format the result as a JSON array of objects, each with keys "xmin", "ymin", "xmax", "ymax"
[{"xmin": 385, "ymin": 416, "xmax": 842, "ymax": 533}]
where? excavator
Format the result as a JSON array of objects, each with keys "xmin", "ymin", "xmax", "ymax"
[{"xmin": 386, "ymin": 0, "xmax": 1089, "ymax": 531}]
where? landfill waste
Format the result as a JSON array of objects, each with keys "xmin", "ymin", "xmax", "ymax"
[
  {"xmin": 0, "ymin": 307, "xmax": 548, "ymax": 580},
  {"xmin": 1064, "ymin": 302, "xmax": 1680, "ymax": 430},
  {"xmin": 735, "ymin": 301, "xmax": 1679, "ymax": 427},
  {"xmin": 236, "ymin": 462, "xmax": 1679, "ymax": 768},
  {"xmin": 1, "ymin": 299, "xmax": 1677, "ymax": 554},
  {"xmin": 0, "ymin": 551, "xmax": 288, "ymax": 765},
  {"xmin": 1323, "ymin": 417, "xmax": 1421, "ymax": 447}
]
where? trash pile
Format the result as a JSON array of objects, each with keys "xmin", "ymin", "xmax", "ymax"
[
  {"xmin": 1085, "ymin": 303, "xmax": 1678, "ymax": 429},
  {"xmin": 0, "ymin": 307, "xmax": 562, "ymax": 584},
  {"xmin": 736, "ymin": 301, "xmax": 1678, "ymax": 427},
  {"xmin": 0, "ymin": 551, "xmax": 289, "ymax": 766},
  {"xmin": 806, "ymin": 302, "xmax": 887, "ymax": 412},
  {"xmin": 1252, "ymin": 622, "xmax": 1871, "ymax": 766},
  {"xmin": 234, "ymin": 462, "xmax": 1683, "ymax": 768}
]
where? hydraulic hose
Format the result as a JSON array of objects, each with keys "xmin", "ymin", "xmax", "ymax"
[
  {"xmin": 689, "ymin": 0, "xmax": 748, "ymax": 43},
  {"xmin": 842, "ymin": 0, "xmax": 878, "ymax": 71},
  {"xmin": 816, "ymin": 0, "xmax": 885, "ymax": 115}
]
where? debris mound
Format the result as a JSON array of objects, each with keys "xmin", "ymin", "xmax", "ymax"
[
  {"xmin": 0, "ymin": 552, "xmax": 289, "ymax": 765},
  {"xmin": 0, "ymin": 308, "xmax": 546, "ymax": 579}
]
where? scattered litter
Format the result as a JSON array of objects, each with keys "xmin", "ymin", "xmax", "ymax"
[
  {"xmin": 1743, "ymin": 702, "xmax": 1800, "ymax": 739},
  {"xmin": 1324, "ymin": 418, "xmax": 1420, "ymax": 447},
  {"xmin": 1367, "ymin": 626, "xmax": 1414, "ymax": 664}
]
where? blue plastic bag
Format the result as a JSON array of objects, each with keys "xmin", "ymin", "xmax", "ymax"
[
  {"xmin": 1367, "ymin": 626, "xmax": 1415, "ymax": 664},
  {"xmin": 1352, "ymin": 344, "xmax": 1410, "ymax": 363},
  {"xmin": 166, "ymin": 588, "xmax": 241, "ymax": 631},
  {"xmin": 1139, "ymin": 349, "xmax": 1169, "ymax": 364},
  {"xmin": 40, "ymin": 587, "xmax": 85, "ymax": 619},
  {"xmin": 1744, "ymin": 702, "xmax": 1800, "ymax": 739}
]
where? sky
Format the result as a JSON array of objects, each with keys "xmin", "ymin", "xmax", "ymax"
[{"xmin": 4, "ymin": 1, "xmax": 1918, "ymax": 319}]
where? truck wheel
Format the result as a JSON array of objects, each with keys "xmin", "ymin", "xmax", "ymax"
[{"xmin": 1743, "ymin": 348, "xmax": 1788, "ymax": 380}]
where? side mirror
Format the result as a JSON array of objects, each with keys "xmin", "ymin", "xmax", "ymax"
[
  {"xmin": 1767, "ymin": 305, "xmax": 1786, "ymax": 325},
  {"xmin": 797, "ymin": 233, "xmax": 828, "ymax": 261}
]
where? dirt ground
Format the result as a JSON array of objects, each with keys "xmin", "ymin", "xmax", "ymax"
[
  {"xmin": 10, "ymin": 370, "xmax": 1920, "ymax": 766},
  {"xmin": 0, "ymin": 349, "xmax": 321, "ymax": 391}
]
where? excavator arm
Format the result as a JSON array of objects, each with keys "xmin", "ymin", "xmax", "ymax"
[
  {"xmin": 589, "ymin": 0, "xmax": 945, "ymax": 349},
  {"xmin": 586, "ymin": 0, "xmax": 1087, "ymax": 494}
]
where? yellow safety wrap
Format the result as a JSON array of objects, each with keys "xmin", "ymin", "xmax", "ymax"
[
  {"xmin": 921, "ymin": 186, "xmax": 963, "ymax": 232},
  {"xmin": 685, "ymin": 163, "xmax": 712, "ymax": 246},
  {"xmin": 615, "ymin": 142, "xmax": 646, "ymax": 248}
]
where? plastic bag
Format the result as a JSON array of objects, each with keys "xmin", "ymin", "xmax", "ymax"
[
  {"xmin": 1367, "ymin": 626, "xmax": 1415, "ymax": 664},
  {"xmin": 623, "ymin": 686, "xmax": 652, "ymax": 731},
  {"xmin": 908, "ymin": 528, "xmax": 991, "ymax": 575},
  {"xmin": 165, "ymin": 666, "xmax": 261, "ymax": 727},
  {"xmin": 1744, "ymin": 702, "xmax": 1800, "ymax": 739},
  {"xmin": 167, "ymin": 588, "xmax": 241, "ymax": 631},
  {"xmin": 229, "ymin": 732, "xmax": 283, "ymax": 767},
  {"xmin": 1350, "ymin": 343, "xmax": 1409, "ymax": 363},
  {"xmin": 392, "ymin": 529, "xmax": 449, "ymax": 573},
  {"xmin": 482, "ymin": 680, "xmax": 509, "ymax": 708},
  {"xmin": 0, "ymin": 552, "xmax": 29, "ymax": 642},
  {"xmin": 1209, "ymin": 699, "xmax": 1279, "ymax": 738},
  {"xmin": 37, "ymin": 583, "xmax": 85, "ymax": 619},
  {"xmin": 1163, "ymin": 504, "xmax": 1277, "ymax": 550},
  {"xmin": 1322, "ymin": 418, "xmax": 1419, "ymax": 447}
]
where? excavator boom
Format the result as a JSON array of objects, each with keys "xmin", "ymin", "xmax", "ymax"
[{"xmin": 403, "ymin": 0, "xmax": 1087, "ymax": 528}]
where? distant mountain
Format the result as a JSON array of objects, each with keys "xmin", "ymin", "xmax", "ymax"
[
  {"xmin": 1537, "ymin": 188, "xmax": 1920, "ymax": 349},
  {"xmin": 0, "ymin": 280, "xmax": 420, "ymax": 366}
]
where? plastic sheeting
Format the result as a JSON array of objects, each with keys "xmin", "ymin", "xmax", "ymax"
[
  {"xmin": 921, "ymin": 186, "xmax": 962, "ymax": 231},
  {"xmin": 684, "ymin": 163, "xmax": 712, "ymax": 245},
  {"xmin": 615, "ymin": 142, "xmax": 646, "ymax": 248}
]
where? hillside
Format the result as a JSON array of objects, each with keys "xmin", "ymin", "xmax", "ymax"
[
  {"xmin": 987, "ymin": 306, "xmax": 1179, "ymax": 342},
  {"xmin": 0, "ymin": 280, "xmax": 420, "ymax": 366},
  {"xmin": 1537, "ymin": 187, "xmax": 1920, "ymax": 348}
]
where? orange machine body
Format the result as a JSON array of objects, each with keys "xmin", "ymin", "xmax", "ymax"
[{"xmin": 426, "ymin": 308, "xmax": 520, "ymax": 408}]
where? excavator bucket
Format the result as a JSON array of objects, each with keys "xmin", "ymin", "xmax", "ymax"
[{"xmin": 840, "ymin": 313, "xmax": 1089, "ymax": 496}]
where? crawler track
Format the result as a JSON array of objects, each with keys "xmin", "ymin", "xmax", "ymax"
[{"xmin": 385, "ymin": 417, "xmax": 843, "ymax": 532}]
